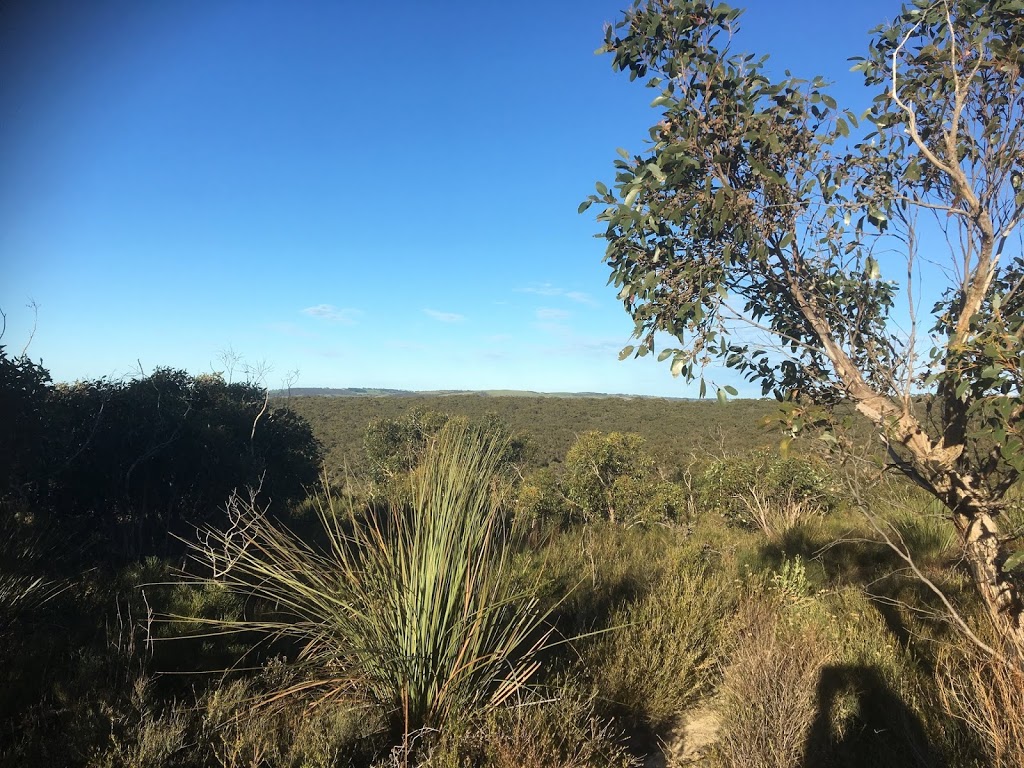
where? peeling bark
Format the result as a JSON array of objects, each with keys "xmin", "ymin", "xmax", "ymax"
[{"xmin": 953, "ymin": 505, "xmax": 1024, "ymax": 658}]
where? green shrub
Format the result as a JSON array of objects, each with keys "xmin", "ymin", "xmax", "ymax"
[
  {"xmin": 585, "ymin": 560, "xmax": 732, "ymax": 729},
  {"xmin": 364, "ymin": 410, "xmax": 527, "ymax": 485},
  {"xmin": 427, "ymin": 683, "xmax": 637, "ymax": 768},
  {"xmin": 201, "ymin": 672, "xmax": 386, "ymax": 768},
  {"xmin": 364, "ymin": 408, "xmax": 451, "ymax": 482},
  {"xmin": 699, "ymin": 450, "xmax": 838, "ymax": 529},
  {"xmin": 641, "ymin": 480, "xmax": 693, "ymax": 524},
  {"xmin": 514, "ymin": 467, "xmax": 569, "ymax": 533},
  {"xmin": 562, "ymin": 432, "xmax": 654, "ymax": 524}
]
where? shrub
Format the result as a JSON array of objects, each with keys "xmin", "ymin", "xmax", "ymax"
[
  {"xmin": 585, "ymin": 560, "xmax": 732, "ymax": 730},
  {"xmin": 364, "ymin": 408, "xmax": 451, "ymax": 483},
  {"xmin": 513, "ymin": 467, "xmax": 569, "ymax": 534},
  {"xmin": 201, "ymin": 672, "xmax": 386, "ymax": 768},
  {"xmin": 643, "ymin": 480, "xmax": 693, "ymax": 524},
  {"xmin": 454, "ymin": 686, "xmax": 638, "ymax": 768},
  {"xmin": 364, "ymin": 410, "xmax": 527, "ymax": 485},
  {"xmin": 712, "ymin": 595, "xmax": 834, "ymax": 768},
  {"xmin": 89, "ymin": 675, "xmax": 190, "ymax": 768},
  {"xmin": 3, "ymin": 365, "xmax": 323, "ymax": 564},
  {"xmin": 590, "ymin": 475, "xmax": 692, "ymax": 527},
  {"xmin": 939, "ymin": 649, "xmax": 1024, "ymax": 768},
  {"xmin": 699, "ymin": 450, "xmax": 838, "ymax": 531},
  {"xmin": 0, "ymin": 506, "xmax": 64, "ymax": 647},
  {"xmin": 562, "ymin": 432, "xmax": 654, "ymax": 523}
]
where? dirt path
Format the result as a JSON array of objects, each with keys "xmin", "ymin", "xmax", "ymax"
[{"xmin": 644, "ymin": 705, "xmax": 721, "ymax": 767}]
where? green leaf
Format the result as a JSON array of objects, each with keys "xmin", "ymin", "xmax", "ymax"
[
  {"xmin": 616, "ymin": 147, "xmax": 630, "ymax": 160},
  {"xmin": 619, "ymin": 345, "xmax": 635, "ymax": 361},
  {"xmin": 981, "ymin": 365, "xmax": 1001, "ymax": 379},
  {"xmin": 578, "ymin": 200, "xmax": 593, "ymax": 214},
  {"xmin": 716, "ymin": 388, "xmax": 727, "ymax": 404},
  {"xmin": 1005, "ymin": 550, "xmax": 1024, "ymax": 573},
  {"xmin": 724, "ymin": 385, "xmax": 738, "ymax": 396}
]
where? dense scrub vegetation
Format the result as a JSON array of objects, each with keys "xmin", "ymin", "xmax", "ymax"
[
  {"xmin": 283, "ymin": 393, "xmax": 785, "ymax": 476},
  {"xmin": 5, "ymin": 341, "xmax": 1023, "ymax": 766}
]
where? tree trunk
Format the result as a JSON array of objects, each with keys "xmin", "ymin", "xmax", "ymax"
[{"xmin": 953, "ymin": 505, "xmax": 1024, "ymax": 660}]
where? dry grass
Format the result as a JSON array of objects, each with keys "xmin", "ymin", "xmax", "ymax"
[
  {"xmin": 711, "ymin": 595, "xmax": 834, "ymax": 768},
  {"xmin": 939, "ymin": 649, "xmax": 1024, "ymax": 768},
  {"xmin": 735, "ymin": 485, "xmax": 823, "ymax": 541}
]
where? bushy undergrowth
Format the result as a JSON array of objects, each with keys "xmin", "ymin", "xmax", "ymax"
[
  {"xmin": 699, "ymin": 450, "xmax": 839, "ymax": 531},
  {"xmin": 939, "ymin": 644, "xmax": 1024, "ymax": 768},
  {"xmin": 584, "ymin": 560, "xmax": 732, "ymax": 730},
  {"xmin": 425, "ymin": 684, "xmax": 638, "ymax": 768},
  {"xmin": 6, "ymin": 387, "xmax": 1022, "ymax": 768},
  {"xmin": 712, "ymin": 594, "xmax": 833, "ymax": 768},
  {"xmin": 711, "ymin": 583, "xmax": 939, "ymax": 768}
]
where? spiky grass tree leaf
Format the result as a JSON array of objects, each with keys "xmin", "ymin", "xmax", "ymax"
[{"xmin": 181, "ymin": 420, "xmax": 557, "ymax": 739}]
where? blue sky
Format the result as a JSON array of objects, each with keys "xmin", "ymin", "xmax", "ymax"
[{"xmin": 1, "ymin": 0, "xmax": 902, "ymax": 396}]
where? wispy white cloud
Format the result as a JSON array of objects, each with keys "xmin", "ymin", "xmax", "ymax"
[
  {"xmin": 531, "ymin": 320, "xmax": 622, "ymax": 357},
  {"xmin": 424, "ymin": 308, "xmax": 465, "ymax": 323},
  {"xmin": 386, "ymin": 340, "xmax": 431, "ymax": 351},
  {"xmin": 564, "ymin": 291, "xmax": 599, "ymax": 307},
  {"xmin": 521, "ymin": 282, "xmax": 562, "ymax": 297},
  {"xmin": 532, "ymin": 322, "xmax": 571, "ymax": 339},
  {"xmin": 536, "ymin": 307, "xmax": 570, "ymax": 321},
  {"xmin": 519, "ymin": 283, "xmax": 599, "ymax": 307},
  {"xmin": 301, "ymin": 304, "xmax": 362, "ymax": 324}
]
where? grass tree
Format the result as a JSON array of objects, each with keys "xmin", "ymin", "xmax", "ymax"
[
  {"xmin": 184, "ymin": 420, "xmax": 554, "ymax": 741},
  {"xmin": 583, "ymin": 1, "xmax": 1024, "ymax": 655}
]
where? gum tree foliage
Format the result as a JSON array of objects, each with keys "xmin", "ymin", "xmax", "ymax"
[
  {"xmin": 563, "ymin": 431, "xmax": 654, "ymax": 523},
  {"xmin": 583, "ymin": 1, "xmax": 1024, "ymax": 653}
]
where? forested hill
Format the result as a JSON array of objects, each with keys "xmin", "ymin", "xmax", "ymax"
[
  {"xmin": 271, "ymin": 387, "xmax": 673, "ymax": 399},
  {"xmin": 282, "ymin": 394, "xmax": 788, "ymax": 476}
]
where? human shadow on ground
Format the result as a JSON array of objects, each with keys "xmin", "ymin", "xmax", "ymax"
[{"xmin": 802, "ymin": 664, "xmax": 937, "ymax": 768}]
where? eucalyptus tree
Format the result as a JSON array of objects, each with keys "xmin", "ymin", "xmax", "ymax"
[{"xmin": 583, "ymin": 1, "xmax": 1024, "ymax": 653}]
